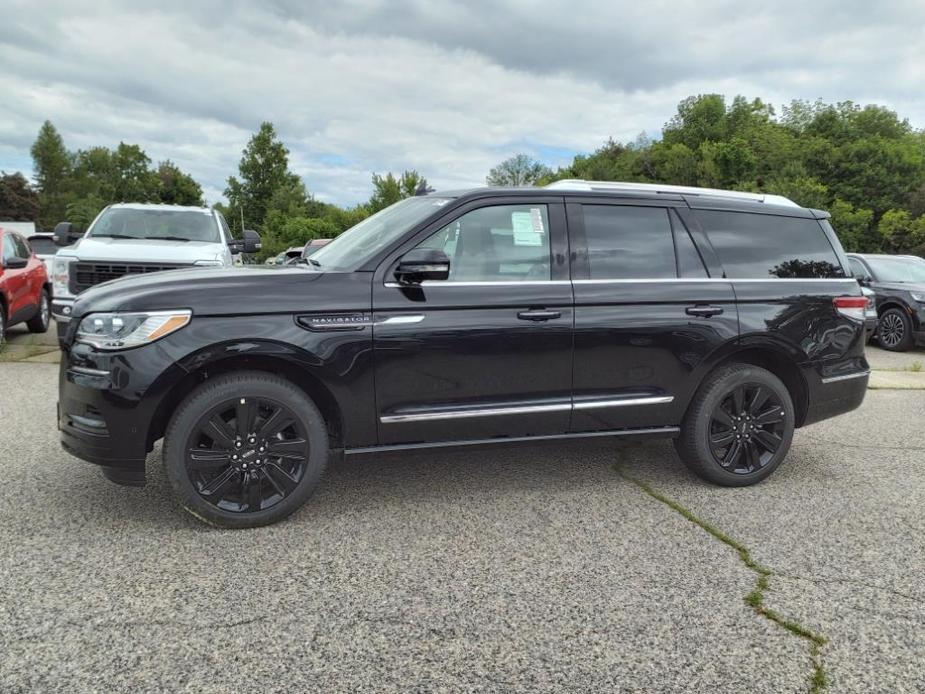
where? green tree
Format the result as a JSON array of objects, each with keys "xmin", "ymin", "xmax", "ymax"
[
  {"xmin": 486, "ymin": 154, "xmax": 551, "ymax": 186},
  {"xmin": 154, "ymin": 161, "xmax": 204, "ymax": 206},
  {"xmin": 368, "ymin": 170, "xmax": 428, "ymax": 213},
  {"xmin": 224, "ymin": 122, "xmax": 301, "ymax": 232},
  {"xmin": 30, "ymin": 121, "xmax": 71, "ymax": 227},
  {"xmin": 0, "ymin": 172, "xmax": 40, "ymax": 221},
  {"xmin": 877, "ymin": 209, "xmax": 925, "ymax": 253},
  {"xmin": 828, "ymin": 199, "xmax": 875, "ymax": 252}
]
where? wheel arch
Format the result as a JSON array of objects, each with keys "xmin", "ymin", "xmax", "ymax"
[{"xmin": 146, "ymin": 353, "xmax": 345, "ymax": 453}]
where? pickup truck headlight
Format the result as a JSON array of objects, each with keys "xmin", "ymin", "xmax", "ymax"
[
  {"xmin": 52, "ymin": 256, "xmax": 74, "ymax": 296},
  {"xmin": 76, "ymin": 310, "xmax": 191, "ymax": 350},
  {"xmin": 911, "ymin": 292, "xmax": 925, "ymax": 303}
]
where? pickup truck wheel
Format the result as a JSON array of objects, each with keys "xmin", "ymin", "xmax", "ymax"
[
  {"xmin": 877, "ymin": 308, "xmax": 913, "ymax": 351},
  {"xmin": 26, "ymin": 290, "xmax": 50, "ymax": 333},
  {"xmin": 164, "ymin": 371, "xmax": 329, "ymax": 528},
  {"xmin": 674, "ymin": 364, "xmax": 794, "ymax": 487}
]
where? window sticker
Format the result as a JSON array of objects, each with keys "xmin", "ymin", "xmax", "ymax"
[{"xmin": 512, "ymin": 210, "xmax": 544, "ymax": 246}]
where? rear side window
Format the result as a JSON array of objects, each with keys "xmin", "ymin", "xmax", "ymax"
[
  {"xmin": 695, "ymin": 210, "xmax": 844, "ymax": 278},
  {"xmin": 28, "ymin": 237, "xmax": 57, "ymax": 255},
  {"xmin": 582, "ymin": 206, "xmax": 677, "ymax": 279}
]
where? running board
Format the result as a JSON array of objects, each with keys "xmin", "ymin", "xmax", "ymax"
[{"xmin": 344, "ymin": 426, "xmax": 680, "ymax": 456}]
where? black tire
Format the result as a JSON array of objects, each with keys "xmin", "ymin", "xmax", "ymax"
[
  {"xmin": 674, "ymin": 364, "xmax": 795, "ymax": 487},
  {"xmin": 164, "ymin": 371, "xmax": 329, "ymax": 528},
  {"xmin": 26, "ymin": 289, "xmax": 50, "ymax": 333},
  {"xmin": 0, "ymin": 303, "xmax": 6, "ymax": 345},
  {"xmin": 877, "ymin": 308, "xmax": 913, "ymax": 352}
]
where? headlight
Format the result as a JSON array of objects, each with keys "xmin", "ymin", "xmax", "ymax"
[
  {"xmin": 76, "ymin": 310, "xmax": 191, "ymax": 350},
  {"xmin": 911, "ymin": 292, "xmax": 925, "ymax": 303},
  {"xmin": 53, "ymin": 256, "xmax": 74, "ymax": 296}
]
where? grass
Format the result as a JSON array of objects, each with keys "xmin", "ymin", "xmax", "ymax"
[
  {"xmin": 908, "ymin": 361, "xmax": 922, "ymax": 373},
  {"xmin": 614, "ymin": 462, "xmax": 828, "ymax": 693}
]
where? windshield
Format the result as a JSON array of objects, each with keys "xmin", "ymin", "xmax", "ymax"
[
  {"xmin": 310, "ymin": 196, "xmax": 453, "ymax": 270},
  {"xmin": 866, "ymin": 256, "xmax": 925, "ymax": 282},
  {"xmin": 89, "ymin": 208, "xmax": 220, "ymax": 243}
]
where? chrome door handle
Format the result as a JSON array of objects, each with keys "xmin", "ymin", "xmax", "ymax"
[
  {"xmin": 517, "ymin": 309, "xmax": 562, "ymax": 321},
  {"xmin": 686, "ymin": 305, "xmax": 724, "ymax": 318}
]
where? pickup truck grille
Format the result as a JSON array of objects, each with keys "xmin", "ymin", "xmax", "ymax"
[{"xmin": 70, "ymin": 262, "xmax": 190, "ymax": 293}]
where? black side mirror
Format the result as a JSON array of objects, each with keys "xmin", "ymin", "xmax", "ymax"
[
  {"xmin": 854, "ymin": 275, "xmax": 870, "ymax": 286},
  {"xmin": 394, "ymin": 248, "xmax": 451, "ymax": 284},
  {"xmin": 54, "ymin": 221, "xmax": 74, "ymax": 246},
  {"xmin": 4, "ymin": 256, "xmax": 28, "ymax": 269},
  {"xmin": 229, "ymin": 229, "xmax": 262, "ymax": 255}
]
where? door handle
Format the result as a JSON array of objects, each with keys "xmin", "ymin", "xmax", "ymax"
[
  {"xmin": 517, "ymin": 308, "xmax": 562, "ymax": 321},
  {"xmin": 686, "ymin": 305, "xmax": 724, "ymax": 318}
]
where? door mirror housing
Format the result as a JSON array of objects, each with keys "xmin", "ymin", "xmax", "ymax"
[
  {"xmin": 229, "ymin": 229, "xmax": 262, "ymax": 255},
  {"xmin": 394, "ymin": 248, "xmax": 451, "ymax": 284},
  {"xmin": 854, "ymin": 274, "xmax": 871, "ymax": 286},
  {"xmin": 4, "ymin": 256, "xmax": 28, "ymax": 269},
  {"xmin": 54, "ymin": 221, "xmax": 76, "ymax": 246}
]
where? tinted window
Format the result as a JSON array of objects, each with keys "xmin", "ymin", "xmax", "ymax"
[
  {"xmin": 28, "ymin": 236, "xmax": 57, "ymax": 255},
  {"xmin": 696, "ymin": 210, "xmax": 844, "ymax": 278},
  {"xmin": 848, "ymin": 257, "xmax": 870, "ymax": 279},
  {"xmin": 10, "ymin": 233, "xmax": 29, "ymax": 258},
  {"xmin": 582, "ymin": 205, "xmax": 676, "ymax": 279},
  {"xmin": 417, "ymin": 204, "xmax": 551, "ymax": 281},
  {"xmin": 1, "ymin": 234, "xmax": 14, "ymax": 263}
]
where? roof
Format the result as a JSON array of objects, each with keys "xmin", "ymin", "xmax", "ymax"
[
  {"xmin": 545, "ymin": 179, "xmax": 800, "ymax": 207},
  {"xmin": 108, "ymin": 203, "xmax": 213, "ymax": 213}
]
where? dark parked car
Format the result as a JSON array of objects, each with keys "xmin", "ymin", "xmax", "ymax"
[
  {"xmin": 1, "ymin": 228, "xmax": 50, "ymax": 343},
  {"xmin": 846, "ymin": 253, "xmax": 925, "ymax": 351},
  {"xmin": 58, "ymin": 181, "xmax": 869, "ymax": 527}
]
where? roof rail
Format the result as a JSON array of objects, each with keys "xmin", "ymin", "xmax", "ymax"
[{"xmin": 544, "ymin": 179, "xmax": 799, "ymax": 208}]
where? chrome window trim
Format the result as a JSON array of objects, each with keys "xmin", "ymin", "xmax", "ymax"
[
  {"xmin": 384, "ymin": 280, "xmax": 571, "ymax": 288},
  {"xmin": 820, "ymin": 370, "xmax": 870, "ymax": 384},
  {"xmin": 572, "ymin": 278, "xmax": 854, "ymax": 284},
  {"xmin": 380, "ymin": 395, "xmax": 673, "ymax": 423}
]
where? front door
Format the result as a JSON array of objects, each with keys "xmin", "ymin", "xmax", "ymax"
[
  {"xmin": 567, "ymin": 200, "xmax": 739, "ymax": 432},
  {"xmin": 372, "ymin": 198, "xmax": 573, "ymax": 445}
]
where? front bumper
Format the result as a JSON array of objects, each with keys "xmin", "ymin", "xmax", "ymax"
[{"xmin": 52, "ymin": 296, "xmax": 75, "ymax": 343}]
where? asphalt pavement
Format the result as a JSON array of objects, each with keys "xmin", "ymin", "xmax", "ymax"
[{"xmin": 0, "ymin": 361, "xmax": 922, "ymax": 693}]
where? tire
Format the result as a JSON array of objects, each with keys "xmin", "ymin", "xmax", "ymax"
[
  {"xmin": 26, "ymin": 290, "xmax": 50, "ymax": 333},
  {"xmin": 0, "ymin": 303, "xmax": 6, "ymax": 345},
  {"xmin": 674, "ymin": 364, "xmax": 795, "ymax": 487},
  {"xmin": 877, "ymin": 308, "xmax": 913, "ymax": 352},
  {"xmin": 164, "ymin": 371, "xmax": 329, "ymax": 528}
]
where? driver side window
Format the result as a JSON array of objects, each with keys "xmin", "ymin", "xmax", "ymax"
[
  {"xmin": 1, "ymin": 234, "xmax": 15, "ymax": 263},
  {"xmin": 415, "ymin": 204, "xmax": 551, "ymax": 282}
]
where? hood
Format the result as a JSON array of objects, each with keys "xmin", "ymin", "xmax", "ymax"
[
  {"xmin": 63, "ymin": 236, "xmax": 226, "ymax": 263},
  {"xmin": 874, "ymin": 280, "xmax": 925, "ymax": 293},
  {"xmin": 71, "ymin": 265, "xmax": 328, "ymax": 319}
]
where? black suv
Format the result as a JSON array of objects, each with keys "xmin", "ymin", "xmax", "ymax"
[
  {"xmin": 846, "ymin": 253, "xmax": 925, "ymax": 351},
  {"xmin": 58, "ymin": 181, "xmax": 869, "ymax": 527}
]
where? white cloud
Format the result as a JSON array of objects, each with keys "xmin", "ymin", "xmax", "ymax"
[{"xmin": 1, "ymin": 0, "xmax": 924, "ymax": 206}]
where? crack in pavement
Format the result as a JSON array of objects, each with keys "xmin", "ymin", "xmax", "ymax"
[
  {"xmin": 613, "ymin": 460, "xmax": 829, "ymax": 693},
  {"xmin": 777, "ymin": 571, "xmax": 921, "ymax": 603}
]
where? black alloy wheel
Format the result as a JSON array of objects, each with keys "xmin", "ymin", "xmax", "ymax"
[
  {"xmin": 877, "ymin": 308, "xmax": 912, "ymax": 351},
  {"xmin": 165, "ymin": 371, "xmax": 328, "ymax": 528},
  {"xmin": 186, "ymin": 396, "xmax": 309, "ymax": 513},
  {"xmin": 708, "ymin": 383, "xmax": 786, "ymax": 474}
]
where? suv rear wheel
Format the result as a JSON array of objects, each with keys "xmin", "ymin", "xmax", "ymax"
[
  {"xmin": 675, "ymin": 364, "xmax": 795, "ymax": 486},
  {"xmin": 26, "ymin": 290, "xmax": 50, "ymax": 333},
  {"xmin": 164, "ymin": 371, "xmax": 329, "ymax": 528}
]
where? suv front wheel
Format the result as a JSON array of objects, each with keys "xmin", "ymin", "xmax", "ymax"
[
  {"xmin": 675, "ymin": 364, "xmax": 795, "ymax": 486},
  {"xmin": 164, "ymin": 371, "xmax": 329, "ymax": 528}
]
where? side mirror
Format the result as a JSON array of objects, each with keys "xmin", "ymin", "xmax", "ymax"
[
  {"xmin": 4, "ymin": 256, "xmax": 28, "ymax": 269},
  {"xmin": 229, "ymin": 229, "xmax": 262, "ymax": 255},
  {"xmin": 394, "ymin": 248, "xmax": 450, "ymax": 284},
  {"xmin": 54, "ymin": 221, "xmax": 74, "ymax": 246},
  {"xmin": 854, "ymin": 275, "xmax": 870, "ymax": 286}
]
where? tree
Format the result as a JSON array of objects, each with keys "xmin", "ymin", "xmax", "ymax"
[
  {"xmin": 30, "ymin": 121, "xmax": 71, "ymax": 227},
  {"xmin": 367, "ymin": 170, "xmax": 428, "ymax": 213},
  {"xmin": 486, "ymin": 154, "xmax": 551, "ymax": 186},
  {"xmin": 0, "ymin": 172, "xmax": 40, "ymax": 221},
  {"xmin": 828, "ymin": 199, "xmax": 875, "ymax": 252},
  {"xmin": 155, "ymin": 161, "xmax": 204, "ymax": 206},
  {"xmin": 224, "ymin": 122, "xmax": 302, "ymax": 232}
]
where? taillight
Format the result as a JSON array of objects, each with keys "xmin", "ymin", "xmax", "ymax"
[{"xmin": 833, "ymin": 296, "xmax": 867, "ymax": 321}]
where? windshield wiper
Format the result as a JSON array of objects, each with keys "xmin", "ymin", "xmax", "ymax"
[
  {"xmin": 147, "ymin": 236, "xmax": 193, "ymax": 242},
  {"xmin": 92, "ymin": 234, "xmax": 137, "ymax": 239}
]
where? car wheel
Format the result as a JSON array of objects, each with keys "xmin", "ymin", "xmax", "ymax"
[
  {"xmin": 877, "ymin": 308, "xmax": 913, "ymax": 352},
  {"xmin": 674, "ymin": 364, "xmax": 795, "ymax": 487},
  {"xmin": 0, "ymin": 303, "xmax": 6, "ymax": 345},
  {"xmin": 164, "ymin": 371, "xmax": 329, "ymax": 528},
  {"xmin": 26, "ymin": 290, "xmax": 50, "ymax": 333}
]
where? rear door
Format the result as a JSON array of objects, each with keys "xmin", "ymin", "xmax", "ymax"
[
  {"xmin": 568, "ymin": 198, "xmax": 739, "ymax": 432},
  {"xmin": 372, "ymin": 197, "xmax": 574, "ymax": 445}
]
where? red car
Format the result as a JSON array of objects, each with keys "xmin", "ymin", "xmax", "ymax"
[{"xmin": 0, "ymin": 227, "xmax": 51, "ymax": 343}]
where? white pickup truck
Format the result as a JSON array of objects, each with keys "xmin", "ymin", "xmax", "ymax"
[{"xmin": 51, "ymin": 203, "xmax": 260, "ymax": 335}]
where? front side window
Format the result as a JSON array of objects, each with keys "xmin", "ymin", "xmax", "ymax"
[
  {"xmin": 414, "ymin": 204, "xmax": 551, "ymax": 282},
  {"xmin": 10, "ymin": 233, "xmax": 29, "ymax": 258},
  {"xmin": 695, "ymin": 210, "xmax": 845, "ymax": 279},
  {"xmin": 582, "ymin": 205, "xmax": 678, "ymax": 279},
  {"xmin": 89, "ymin": 208, "xmax": 220, "ymax": 243},
  {"xmin": 1, "ymin": 234, "xmax": 15, "ymax": 263}
]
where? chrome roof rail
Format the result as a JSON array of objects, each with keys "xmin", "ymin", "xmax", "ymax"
[{"xmin": 544, "ymin": 179, "xmax": 800, "ymax": 207}]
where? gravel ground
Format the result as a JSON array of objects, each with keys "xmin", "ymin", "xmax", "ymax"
[{"xmin": 0, "ymin": 362, "xmax": 922, "ymax": 693}]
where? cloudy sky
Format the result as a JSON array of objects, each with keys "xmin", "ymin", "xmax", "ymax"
[{"xmin": 1, "ymin": 0, "xmax": 924, "ymax": 206}]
